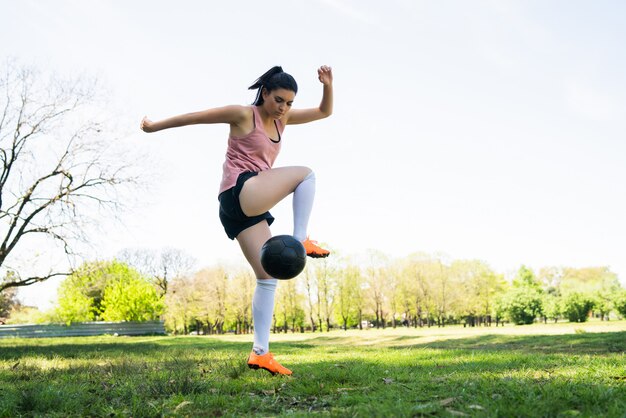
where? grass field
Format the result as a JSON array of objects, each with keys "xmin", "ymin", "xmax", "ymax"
[{"xmin": 1, "ymin": 321, "xmax": 625, "ymax": 417}]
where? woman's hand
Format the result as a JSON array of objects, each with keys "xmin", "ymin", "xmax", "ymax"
[
  {"xmin": 140, "ymin": 116, "xmax": 155, "ymax": 133},
  {"xmin": 318, "ymin": 65, "xmax": 333, "ymax": 86}
]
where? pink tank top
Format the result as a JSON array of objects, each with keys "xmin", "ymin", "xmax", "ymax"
[{"xmin": 219, "ymin": 106, "xmax": 284, "ymax": 195}]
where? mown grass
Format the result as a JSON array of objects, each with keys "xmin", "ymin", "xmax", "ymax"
[{"xmin": 0, "ymin": 321, "xmax": 625, "ymax": 417}]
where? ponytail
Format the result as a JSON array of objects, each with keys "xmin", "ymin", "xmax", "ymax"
[{"xmin": 248, "ymin": 66, "xmax": 298, "ymax": 105}]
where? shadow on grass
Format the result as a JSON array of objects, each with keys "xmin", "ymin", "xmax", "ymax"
[
  {"xmin": 1, "ymin": 330, "xmax": 624, "ymax": 361},
  {"xmin": 0, "ymin": 336, "xmax": 251, "ymax": 361},
  {"xmin": 391, "ymin": 331, "xmax": 626, "ymax": 354}
]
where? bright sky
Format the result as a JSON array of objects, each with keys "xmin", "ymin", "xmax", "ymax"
[{"xmin": 2, "ymin": 0, "xmax": 625, "ymax": 309}]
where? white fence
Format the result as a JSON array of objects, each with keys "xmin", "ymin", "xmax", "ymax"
[{"xmin": 0, "ymin": 321, "xmax": 166, "ymax": 339}]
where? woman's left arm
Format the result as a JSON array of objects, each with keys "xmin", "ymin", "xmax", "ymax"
[{"xmin": 286, "ymin": 66, "xmax": 333, "ymax": 125}]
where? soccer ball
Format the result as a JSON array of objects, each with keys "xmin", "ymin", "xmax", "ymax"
[{"xmin": 260, "ymin": 235, "xmax": 306, "ymax": 280}]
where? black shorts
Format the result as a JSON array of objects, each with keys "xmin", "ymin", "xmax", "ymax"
[{"xmin": 218, "ymin": 171, "xmax": 274, "ymax": 240}]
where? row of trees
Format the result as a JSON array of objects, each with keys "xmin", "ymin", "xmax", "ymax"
[
  {"xmin": 8, "ymin": 250, "xmax": 625, "ymax": 333},
  {"xmin": 162, "ymin": 253, "xmax": 626, "ymax": 334}
]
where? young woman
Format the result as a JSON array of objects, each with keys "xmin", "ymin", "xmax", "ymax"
[{"xmin": 140, "ymin": 65, "xmax": 333, "ymax": 376}]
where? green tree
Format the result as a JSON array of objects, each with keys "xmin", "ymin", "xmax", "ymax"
[
  {"xmin": 226, "ymin": 270, "xmax": 253, "ymax": 334},
  {"xmin": 592, "ymin": 290, "xmax": 615, "ymax": 321},
  {"xmin": 542, "ymin": 294, "xmax": 561, "ymax": 323},
  {"xmin": 275, "ymin": 279, "xmax": 305, "ymax": 333},
  {"xmin": 334, "ymin": 264, "xmax": 362, "ymax": 330},
  {"xmin": 100, "ymin": 273, "xmax": 163, "ymax": 322},
  {"xmin": 614, "ymin": 291, "xmax": 626, "ymax": 319},
  {"xmin": 560, "ymin": 267, "xmax": 620, "ymax": 295},
  {"xmin": 186, "ymin": 267, "xmax": 229, "ymax": 335},
  {"xmin": 499, "ymin": 287, "xmax": 543, "ymax": 325},
  {"xmin": 497, "ymin": 266, "xmax": 544, "ymax": 325},
  {"xmin": 55, "ymin": 260, "xmax": 161, "ymax": 324},
  {"xmin": 513, "ymin": 265, "xmax": 542, "ymax": 290},
  {"xmin": 315, "ymin": 258, "xmax": 335, "ymax": 331},
  {"xmin": 452, "ymin": 260, "xmax": 504, "ymax": 326},
  {"xmin": 302, "ymin": 265, "xmax": 320, "ymax": 331},
  {"xmin": 163, "ymin": 276, "xmax": 196, "ymax": 334},
  {"xmin": 562, "ymin": 293, "xmax": 595, "ymax": 323},
  {"xmin": 364, "ymin": 251, "xmax": 390, "ymax": 329},
  {"xmin": 558, "ymin": 267, "xmax": 620, "ymax": 320},
  {"xmin": 431, "ymin": 257, "xmax": 455, "ymax": 327},
  {"xmin": 0, "ymin": 272, "xmax": 20, "ymax": 319},
  {"xmin": 402, "ymin": 253, "xmax": 439, "ymax": 327},
  {"xmin": 55, "ymin": 279, "xmax": 96, "ymax": 324}
]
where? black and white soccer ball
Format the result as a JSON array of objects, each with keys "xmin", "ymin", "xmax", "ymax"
[{"xmin": 260, "ymin": 235, "xmax": 306, "ymax": 280}]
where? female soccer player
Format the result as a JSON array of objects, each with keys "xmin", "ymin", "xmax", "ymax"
[{"xmin": 141, "ymin": 65, "xmax": 333, "ymax": 375}]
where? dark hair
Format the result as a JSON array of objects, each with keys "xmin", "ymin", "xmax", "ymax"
[{"xmin": 248, "ymin": 66, "xmax": 298, "ymax": 105}]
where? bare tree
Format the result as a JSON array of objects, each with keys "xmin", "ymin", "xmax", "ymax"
[
  {"xmin": 0, "ymin": 61, "xmax": 136, "ymax": 293},
  {"xmin": 117, "ymin": 247, "xmax": 197, "ymax": 297}
]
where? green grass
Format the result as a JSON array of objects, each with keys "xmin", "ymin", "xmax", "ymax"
[{"xmin": 1, "ymin": 321, "xmax": 625, "ymax": 417}]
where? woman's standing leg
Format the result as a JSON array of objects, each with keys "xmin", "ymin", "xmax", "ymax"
[
  {"xmin": 236, "ymin": 221, "xmax": 292, "ymax": 375},
  {"xmin": 236, "ymin": 221, "xmax": 274, "ymax": 354}
]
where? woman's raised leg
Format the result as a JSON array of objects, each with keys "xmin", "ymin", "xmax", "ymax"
[
  {"xmin": 239, "ymin": 166, "xmax": 329, "ymax": 257},
  {"xmin": 239, "ymin": 166, "xmax": 311, "ymax": 217}
]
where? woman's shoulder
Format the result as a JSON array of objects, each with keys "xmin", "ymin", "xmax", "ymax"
[
  {"xmin": 227, "ymin": 105, "xmax": 256, "ymax": 138},
  {"xmin": 215, "ymin": 104, "xmax": 253, "ymax": 126},
  {"xmin": 223, "ymin": 104, "xmax": 253, "ymax": 117}
]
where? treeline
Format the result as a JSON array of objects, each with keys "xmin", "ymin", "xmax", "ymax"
[{"xmin": 4, "ymin": 251, "xmax": 626, "ymax": 333}]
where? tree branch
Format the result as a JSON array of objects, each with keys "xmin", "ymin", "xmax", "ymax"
[{"xmin": 0, "ymin": 272, "xmax": 70, "ymax": 293}]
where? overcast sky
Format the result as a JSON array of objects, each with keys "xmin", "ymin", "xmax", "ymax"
[{"xmin": 2, "ymin": 0, "xmax": 625, "ymax": 309}]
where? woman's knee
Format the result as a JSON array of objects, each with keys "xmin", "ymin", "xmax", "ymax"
[
  {"xmin": 302, "ymin": 169, "xmax": 315, "ymax": 181},
  {"xmin": 291, "ymin": 166, "xmax": 312, "ymax": 180}
]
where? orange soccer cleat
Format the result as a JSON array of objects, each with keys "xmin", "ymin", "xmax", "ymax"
[
  {"xmin": 302, "ymin": 237, "xmax": 330, "ymax": 258},
  {"xmin": 247, "ymin": 351, "xmax": 293, "ymax": 376}
]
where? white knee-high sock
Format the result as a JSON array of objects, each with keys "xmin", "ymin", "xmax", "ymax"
[
  {"xmin": 293, "ymin": 171, "xmax": 316, "ymax": 242},
  {"xmin": 252, "ymin": 278, "xmax": 277, "ymax": 355}
]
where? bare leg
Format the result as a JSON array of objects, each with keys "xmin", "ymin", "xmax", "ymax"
[
  {"xmin": 239, "ymin": 166, "xmax": 312, "ymax": 217},
  {"xmin": 236, "ymin": 220, "xmax": 272, "ymax": 279}
]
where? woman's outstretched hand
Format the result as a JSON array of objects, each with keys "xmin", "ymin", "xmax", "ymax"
[
  {"xmin": 318, "ymin": 65, "xmax": 333, "ymax": 86},
  {"xmin": 140, "ymin": 116, "xmax": 155, "ymax": 133}
]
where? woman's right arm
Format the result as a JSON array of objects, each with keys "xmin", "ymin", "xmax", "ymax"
[{"xmin": 140, "ymin": 105, "xmax": 248, "ymax": 133}]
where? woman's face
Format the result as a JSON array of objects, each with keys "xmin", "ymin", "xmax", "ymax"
[{"xmin": 262, "ymin": 88, "xmax": 295, "ymax": 120}]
